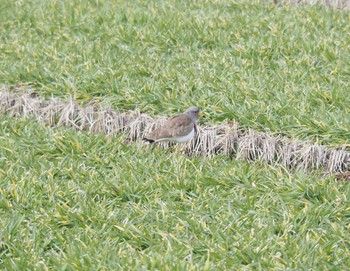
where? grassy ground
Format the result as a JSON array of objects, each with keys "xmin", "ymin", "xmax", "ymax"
[
  {"xmin": 1, "ymin": 0, "xmax": 350, "ymax": 270},
  {"xmin": 1, "ymin": 116, "xmax": 350, "ymax": 270},
  {"xmin": 1, "ymin": 0, "xmax": 350, "ymax": 144}
]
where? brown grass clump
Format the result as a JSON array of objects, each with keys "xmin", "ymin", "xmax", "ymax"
[{"xmin": 0, "ymin": 85, "xmax": 349, "ymax": 173}]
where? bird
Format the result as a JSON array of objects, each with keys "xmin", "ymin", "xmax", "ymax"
[{"xmin": 143, "ymin": 106, "xmax": 200, "ymax": 144}]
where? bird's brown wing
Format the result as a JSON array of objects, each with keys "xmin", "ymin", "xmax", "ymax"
[{"xmin": 146, "ymin": 114, "xmax": 194, "ymax": 140}]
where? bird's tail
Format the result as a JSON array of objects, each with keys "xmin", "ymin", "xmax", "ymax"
[{"xmin": 143, "ymin": 137, "xmax": 155, "ymax": 143}]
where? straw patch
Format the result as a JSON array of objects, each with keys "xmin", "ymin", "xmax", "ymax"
[
  {"xmin": 0, "ymin": 85, "xmax": 349, "ymax": 173},
  {"xmin": 272, "ymin": 0, "xmax": 350, "ymax": 10}
]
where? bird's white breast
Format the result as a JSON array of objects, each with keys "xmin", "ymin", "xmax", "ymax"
[
  {"xmin": 155, "ymin": 128, "xmax": 194, "ymax": 143},
  {"xmin": 172, "ymin": 128, "xmax": 195, "ymax": 143}
]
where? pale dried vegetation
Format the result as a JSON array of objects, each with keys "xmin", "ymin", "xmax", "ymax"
[
  {"xmin": 1, "ymin": 85, "xmax": 349, "ymax": 173},
  {"xmin": 272, "ymin": 0, "xmax": 350, "ymax": 10}
]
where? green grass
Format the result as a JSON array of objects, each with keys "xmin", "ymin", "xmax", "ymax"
[
  {"xmin": 1, "ymin": 116, "xmax": 350, "ymax": 270},
  {"xmin": 1, "ymin": 0, "xmax": 350, "ymax": 145},
  {"xmin": 1, "ymin": 0, "xmax": 350, "ymax": 270}
]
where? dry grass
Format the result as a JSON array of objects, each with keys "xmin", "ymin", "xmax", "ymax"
[
  {"xmin": 1, "ymin": 85, "xmax": 349, "ymax": 173},
  {"xmin": 272, "ymin": 0, "xmax": 350, "ymax": 10}
]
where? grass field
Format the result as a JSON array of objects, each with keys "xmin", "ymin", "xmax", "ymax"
[{"xmin": 1, "ymin": 0, "xmax": 350, "ymax": 270}]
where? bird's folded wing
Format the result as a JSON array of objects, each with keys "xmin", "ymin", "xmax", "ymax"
[
  {"xmin": 148, "ymin": 114, "xmax": 194, "ymax": 139},
  {"xmin": 163, "ymin": 114, "xmax": 194, "ymax": 137}
]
